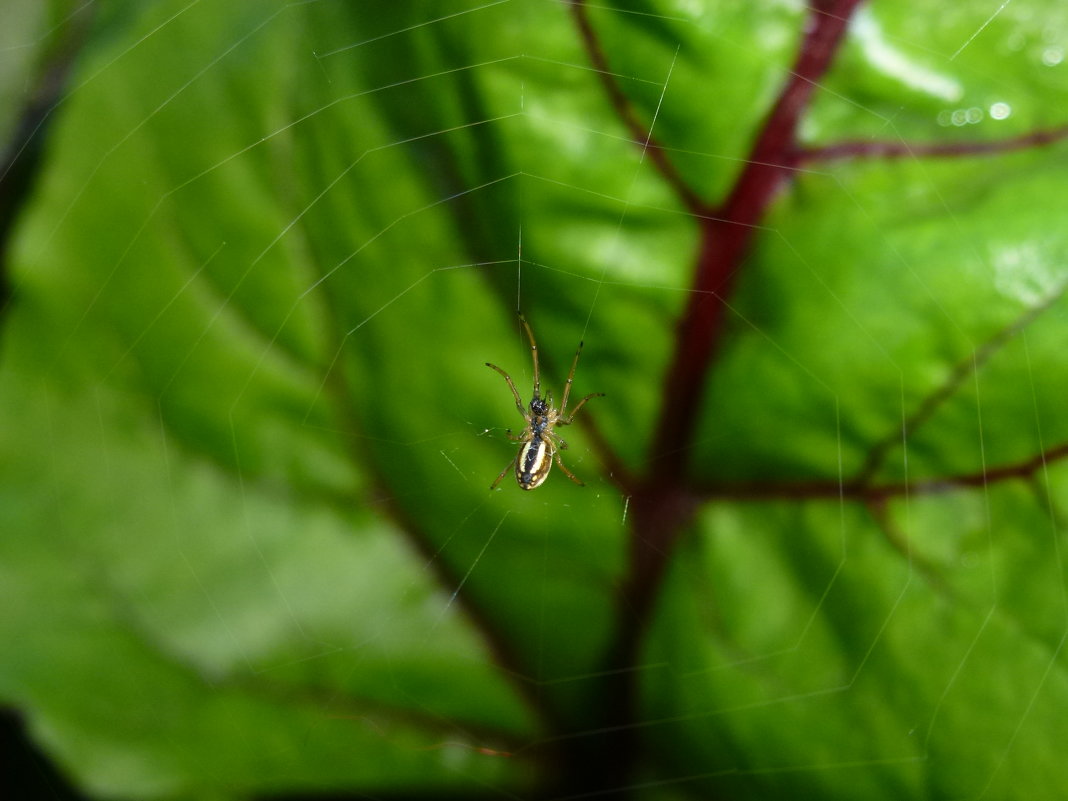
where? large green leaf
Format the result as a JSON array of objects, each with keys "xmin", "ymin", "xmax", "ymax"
[{"xmin": 3, "ymin": 0, "xmax": 1068, "ymax": 798}]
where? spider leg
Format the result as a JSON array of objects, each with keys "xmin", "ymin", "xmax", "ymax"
[
  {"xmin": 490, "ymin": 454, "xmax": 519, "ymax": 490},
  {"xmin": 485, "ymin": 362, "xmax": 525, "ymax": 415},
  {"xmin": 518, "ymin": 313, "xmax": 541, "ymax": 400},
  {"xmin": 546, "ymin": 430, "xmax": 569, "ymax": 451},
  {"xmin": 558, "ymin": 340, "xmax": 584, "ymax": 415},
  {"xmin": 558, "ymin": 392, "xmax": 605, "ymax": 426},
  {"xmin": 552, "ymin": 450, "xmax": 585, "ymax": 487}
]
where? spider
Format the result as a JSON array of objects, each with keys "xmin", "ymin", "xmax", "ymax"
[{"xmin": 486, "ymin": 313, "xmax": 604, "ymax": 490}]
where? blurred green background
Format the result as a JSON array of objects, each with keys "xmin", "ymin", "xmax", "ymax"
[{"xmin": 4, "ymin": 1, "xmax": 1068, "ymax": 799}]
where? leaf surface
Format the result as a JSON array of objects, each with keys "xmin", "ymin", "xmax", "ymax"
[{"xmin": 3, "ymin": 1, "xmax": 1068, "ymax": 799}]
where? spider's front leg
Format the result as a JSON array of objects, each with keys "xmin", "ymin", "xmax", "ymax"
[{"xmin": 485, "ymin": 362, "xmax": 525, "ymax": 416}]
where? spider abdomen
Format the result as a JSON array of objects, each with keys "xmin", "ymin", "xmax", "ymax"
[{"xmin": 516, "ymin": 435, "xmax": 552, "ymax": 490}]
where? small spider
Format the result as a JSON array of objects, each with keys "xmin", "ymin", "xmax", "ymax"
[{"xmin": 486, "ymin": 313, "xmax": 604, "ymax": 490}]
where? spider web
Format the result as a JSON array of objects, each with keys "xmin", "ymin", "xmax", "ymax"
[{"xmin": 3, "ymin": 0, "xmax": 1068, "ymax": 799}]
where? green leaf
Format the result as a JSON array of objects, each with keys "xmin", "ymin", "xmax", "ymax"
[{"xmin": 3, "ymin": 1, "xmax": 1068, "ymax": 799}]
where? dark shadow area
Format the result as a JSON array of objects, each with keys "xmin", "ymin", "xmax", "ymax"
[{"xmin": 1, "ymin": 707, "xmax": 90, "ymax": 801}]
